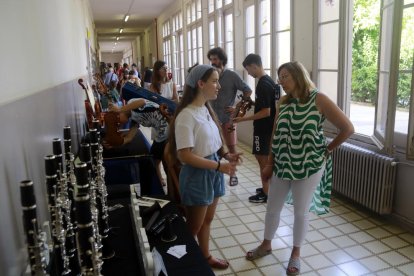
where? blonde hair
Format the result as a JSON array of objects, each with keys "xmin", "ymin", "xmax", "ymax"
[{"xmin": 278, "ymin": 61, "xmax": 316, "ymax": 104}]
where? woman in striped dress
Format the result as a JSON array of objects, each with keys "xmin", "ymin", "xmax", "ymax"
[{"xmin": 246, "ymin": 61, "xmax": 354, "ymax": 275}]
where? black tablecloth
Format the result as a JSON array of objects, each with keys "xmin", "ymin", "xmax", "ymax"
[
  {"xmin": 141, "ymin": 200, "xmax": 215, "ymax": 276},
  {"xmin": 102, "ymin": 190, "xmax": 214, "ymax": 276},
  {"xmin": 101, "ymin": 197, "xmax": 146, "ymax": 276}
]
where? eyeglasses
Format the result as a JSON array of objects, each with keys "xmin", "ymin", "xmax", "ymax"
[{"xmin": 278, "ymin": 74, "xmax": 290, "ymax": 82}]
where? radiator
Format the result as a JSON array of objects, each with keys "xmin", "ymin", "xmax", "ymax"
[{"xmin": 331, "ymin": 142, "xmax": 397, "ymax": 215}]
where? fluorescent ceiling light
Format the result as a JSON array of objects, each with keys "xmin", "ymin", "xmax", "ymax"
[
  {"xmin": 124, "ymin": 15, "xmax": 129, "ymax": 22},
  {"xmin": 119, "ymin": 28, "xmax": 123, "ymax": 33}
]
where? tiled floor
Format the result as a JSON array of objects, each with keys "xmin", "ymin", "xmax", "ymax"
[{"xmin": 206, "ymin": 143, "xmax": 414, "ymax": 276}]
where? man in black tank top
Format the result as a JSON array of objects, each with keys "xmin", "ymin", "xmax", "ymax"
[{"xmin": 234, "ymin": 54, "xmax": 280, "ymax": 203}]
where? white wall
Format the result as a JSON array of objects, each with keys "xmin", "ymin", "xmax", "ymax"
[
  {"xmin": 0, "ymin": 0, "xmax": 94, "ymax": 105},
  {"xmin": 0, "ymin": 1, "xmax": 95, "ymax": 275},
  {"xmin": 101, "ymin": 52, "xmax": 124, "ymax": 66}
]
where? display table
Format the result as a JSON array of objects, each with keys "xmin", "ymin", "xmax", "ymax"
[
  {"xmin": 137, "ymin": 199, "xmax": 215, "ymax": 276},
  {"xmin": 102, "ymin": 187, "xmax": 214, "ymax": 276}
]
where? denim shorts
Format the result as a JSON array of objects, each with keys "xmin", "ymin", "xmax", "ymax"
[{"xmin": 179, "ymin": 153, "xmax": 225, "ymax": 206}]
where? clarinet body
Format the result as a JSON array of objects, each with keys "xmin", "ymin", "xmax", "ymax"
[
  {"xmin": 45, "ymin": 155, "xmax": 66, "ymax": 275},
  {"xmin": 20, "ymin": 180, "xmax": 48, "ymax": 276},
  {"xmin": 63, "ymin": 126, "xmax": 82, "ymax": 275},
  {"xmin": 75, "ymin": 168, "xmax": 102, "ymax": 275},
  {"xmin": 90, "ymin": 129, "xmax": 114, "ymax": 259}
]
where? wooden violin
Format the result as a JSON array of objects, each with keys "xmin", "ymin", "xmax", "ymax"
[
  {"xmin": 103, "ymin": 111, "xmax": 124, "ymax": 147},
  {"xmin": 228, "ymin": 97, "xmax": 255, "ymax": 132}
]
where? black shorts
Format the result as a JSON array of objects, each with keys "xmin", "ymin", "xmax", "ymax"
[
  {"xmin": 150, "ymin": 140, "xmax": 167, "ymax": 160},
  {"xmin": 252, "ymin": 132, "xmax": 271, "ymax": 155}
]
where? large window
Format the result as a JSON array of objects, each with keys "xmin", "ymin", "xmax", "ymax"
[
  {"xmin": 316, "ymin": 0, "xmax": 414, "ymax": 155},
  {"xmin": 162, "ymin": 21, "xmax": 172, "ymax": 71},
  {"xmin": 186, "ymin": 0, "xmax": 203, "ymax": 67},
  {"xmin": 273, "ymin": 0, "xmax": 291, "ymax": 73},
  {"xmin": 245, "ymin": 3, "xmax": 255, "ymax": 91},
  {"xmin": 207, "ymin": 0, "xmax": 234, "ymax": 68},
  {"xmin": 259, "ymin": 0, "xmax": 271, "ymax": 76},
  {"xmin": 172, "ymin": 12, "xmax": 184, "ymax": 88}
]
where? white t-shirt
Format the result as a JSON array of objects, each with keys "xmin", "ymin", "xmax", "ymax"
[
  {"xmin": 151, "ymin": 81, "xmax": 175, "ymax": 140},
  {"xmin": 160, "ymin": 81, "xmax": 174, "ymax": 100},
  {"xmin": 175, "ymin": 105, "xmax": 222, "ymax": 158}
]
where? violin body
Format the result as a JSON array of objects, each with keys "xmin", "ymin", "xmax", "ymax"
[
  {"xmin": 228, "ymin": 98, "xmax": 254, "ymax": 132},
  {"xmin": 103, "ymin": 112, "xmax": 124, "ymax": 147}
]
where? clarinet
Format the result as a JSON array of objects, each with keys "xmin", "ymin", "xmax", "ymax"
[
  {"xmin": 90, "ymin": 129, "xmax": 114, "ymax": 259},
  {"xmin": 54, "ymin": 138, "xmax": 80, "ymax": 276},
  {"xmin": 74, "ymin": 176, "xmax": 102, "ymax": 275},
  {"xmin": 45, "ymin": 155, "xmax": 66, "ymax": 275},
  {"xmin": 60, "ymin": 130, "xmax": 82, "ymax": 275},
  {"xmin": 20, "ymin": 180, "xmax": 48, "ymax": 276},
  {"xmin": 79, "ymin": 143, "xmax": 103, "ymax": 256}
]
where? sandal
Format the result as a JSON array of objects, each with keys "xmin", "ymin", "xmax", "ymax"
[
  {"xmin": 286, "ymin": 257, "xmax": 300, "ymax": 276},
  {"xmin": 206, "ymin": 255, "xmax": 229, "ymax": 269},
  {"xmin": 229, "ymin": 176, "xmax": 238, "ymax": 186},
  {"xmin": 246, "ymin": 246, "xmax": 272, "ymax": 261}
]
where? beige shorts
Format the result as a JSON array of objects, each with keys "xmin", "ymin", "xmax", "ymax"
[{"xmin": 221, "ymin": 122, "xmax": 237, "ymax": 146}]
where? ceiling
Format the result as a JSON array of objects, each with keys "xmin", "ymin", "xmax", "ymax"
[{"xmin": 89, "ymin": 0, "xmax": 176, "ymax": 53}]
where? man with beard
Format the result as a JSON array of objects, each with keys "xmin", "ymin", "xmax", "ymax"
[{"xmin": 207, "ymin": 47, "xmax": 252, "ymax": 187}]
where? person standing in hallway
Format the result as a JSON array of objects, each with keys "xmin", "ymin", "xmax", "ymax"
[
  {"xmin": 233, "ymin": 54, "xmax": 280, "ymax": 203},
  {"xmin": 150, "ymin": 60, "xmax": 178, "ymax": 103},
  {"xmin": 245, "ymin": 61, "xmax": 354, "ymax": 276},
  {"xmin": 149, "ymin": 60, "xmax": 178, "ymax": 186},
  {"xmin": 169, "ymin": 64, "xmax": 242, "ymax": 270},
  {"xmin": 104, "ymin": 66, "xmax": 119, "ymax": 88},
  {"xmin": 207, "ymin": 47, "xmax": 252, "ymax": 187}
]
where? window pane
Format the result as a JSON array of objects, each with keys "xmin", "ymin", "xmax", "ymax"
[
  {"xmin": 376, "ymin": 72, "xmax": 390, "ymax": 137},
  {"xmin": 246, "ymin": 38, "xmax": 255, "ymax": 55},
  {"xmin": 395, "ymin": 72, "xmax": 412, "ymax": 133},
  {"xmin": 246, "ymin": 5, "xmax": 255, "ymax": 37},
  {"xmin": 350, "ymin": 0, "xmax": 380, "ymax": 136},
  {"xmin": 192, "ymin": 28, "xmax": 197, "ymax": 46},
  {"xmin": 260, "ymin": 0, "xmax": 271, "ymax": 34},
  {"xmin": 225, "ymin": 13, "xmax": 233, "ymax": 42},
  {"xmin": 196, "ymin": 0, "xmax": 202, "ymax": 19},
  {"xmin": 217, "ymin": 0, "xmax": 222, "ymax": 9},
  {"xmin": 276, "ymin": 0, "xmax": 290, "ymax": 30},
  {"xmin": 275, "ymin": 31, "xmax": 290, "ymax": 68},
  {"xmin": 187, "ymin": 5, "xmax": 191, "ymax": 23},
  {"xmin": 319, "ymin": 23, "xmax": 339, "ymax": 69},
  {"xmin": 379, "ymin": 6, "xmax": 393, "ymax": 71},
  {"xmin": 226, "ymin": 42, "xmax": 234, "ymax": 69},
  {"xmin": 319, "ymin": 71, "xmax": 338, "ymax": 104},
  {"xmin": 191, "ymin": 1, "xmax": 196, "ymax": 22},
  {"xmin": 198, "ymin": 48, "xmax": 203, "ymax": 64},
  {"xmin": 319, "ymin": 0, "xmax": 340, "ymax": 23},
  {"xmin": 209, "ymin": 0, "xmax": 214, "ymax": 13},
  {"xmin": 395, "ymin": 6, "xmax": 414, "ymax": 134},
  {"xmin": 209, "ymin": 20, "xmax": 215, "ymax": 47},
  {"xmin": 217, "ymin": 15, "xmax": 223, "ymax": 46},
  {"xmin": 260, "ymin": 35, "xmax": 271, "ymax": 69},
  {"xmin": 224, "ymin": 0, "xmax": 232, "ymax": 5},
  {"xmin": 197, "ymin": 26, "xmax": 202, "ymax": 47},
  {"xmin": 399, "ymin": 6, "xmax": 414, "ymax": 71}
]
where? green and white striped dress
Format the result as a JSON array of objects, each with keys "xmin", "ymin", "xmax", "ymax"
[{"xmin": 272, "ymin": 89, "xmax": 332, "ymax": 215}]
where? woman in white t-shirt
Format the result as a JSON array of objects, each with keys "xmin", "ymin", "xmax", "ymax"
[{"xmin": 168, "ymin": 64, "xmax": 242, "ymax": 270}]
